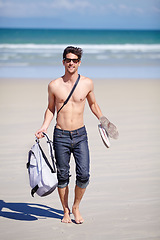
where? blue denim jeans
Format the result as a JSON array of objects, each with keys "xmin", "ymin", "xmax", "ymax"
[{"xmin": 53, "ymin": 126, "xmax": 90, "ymax": 189}]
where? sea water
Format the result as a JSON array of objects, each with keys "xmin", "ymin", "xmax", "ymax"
[{"xmin": 0, "ymin": 29, "xmax": 160, "ymax": 79}]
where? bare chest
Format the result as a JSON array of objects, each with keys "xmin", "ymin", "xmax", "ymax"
[{"xmin": 55, "ymin": 85, "xmax": 88, "ymax": 104}]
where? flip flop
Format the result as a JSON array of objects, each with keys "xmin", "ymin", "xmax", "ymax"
[{"xmin": 98, "ymin": 124, "xmax": 110, "ymax": 148}]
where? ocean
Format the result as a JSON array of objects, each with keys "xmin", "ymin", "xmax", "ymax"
[{"xmin": 0, "ymin": 28, "xmax": 160, "ymax": 79}]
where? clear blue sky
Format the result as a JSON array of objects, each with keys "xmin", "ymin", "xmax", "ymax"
[{"xmin": 0, "ymin": 0, "xmax": 160, "ymax": 29}]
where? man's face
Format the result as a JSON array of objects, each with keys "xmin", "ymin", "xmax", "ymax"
[{"xmin": 63, "ymin": 53, "xmax": 81, "ymax": 74}]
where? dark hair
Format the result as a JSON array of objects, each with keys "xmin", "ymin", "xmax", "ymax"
[{"xmin": 63, "ymin": 46, "xmax": 83, "ymax": 60}]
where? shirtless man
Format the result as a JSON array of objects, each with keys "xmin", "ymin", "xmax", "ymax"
[{"xmin": 35, "ymin": 46, "xmax": 118, "ymax": 224}]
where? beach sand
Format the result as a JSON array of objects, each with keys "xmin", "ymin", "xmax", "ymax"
[{"xmin": 0, "ymin": 78, "xmax": 160, "ymax": 240}]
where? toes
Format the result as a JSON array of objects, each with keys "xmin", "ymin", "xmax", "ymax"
[
  {"xmin": 61, "ymin": 219, "xmax": 72, "ymax": 223},
  {"xmin": 68, "ymin": 219, "xmax": 72, "ymax": 223},
  {"xmin": 75, "ymin": 218, "xmax": 84, "ymax": 224},
  {"xmin": 61, "ymin": 216, "xmax": 72, "ymax": 223}
]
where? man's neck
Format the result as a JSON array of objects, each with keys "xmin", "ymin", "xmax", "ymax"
[{"xmin": 64, "ymin": 72, "xmax": 79, "ymax": 83}]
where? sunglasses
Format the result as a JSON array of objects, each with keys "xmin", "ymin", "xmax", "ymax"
[{"xmin": 64, "ymin": 58, "xmax": 80, "ymax": 63}]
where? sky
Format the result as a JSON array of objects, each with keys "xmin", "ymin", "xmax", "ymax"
[{"xmin": 0, "ymin": 0, "xmax": 160, "ymax": 29}]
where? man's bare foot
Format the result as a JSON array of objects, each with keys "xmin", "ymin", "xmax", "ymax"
[
  {"xmin": 61, "ymin": 209, "xmax": 72, "ymax": 223},
  {"xmin": 72, "ymin": 207, "xmax": 84, "ymax": 224}
]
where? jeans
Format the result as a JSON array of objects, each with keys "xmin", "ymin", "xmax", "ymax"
[{"xmin": 53, "ymin": 126, "xmax": 90, "ymax": 189}]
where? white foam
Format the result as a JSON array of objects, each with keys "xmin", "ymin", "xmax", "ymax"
[{"xmin": 0, "ymin": 44, "xmax": 160, "ymax": 52}]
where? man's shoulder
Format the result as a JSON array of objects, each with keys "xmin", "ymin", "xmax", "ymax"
[
  {"xmin": 49, "ymin": 77, "xmax": 62, "ymax": 87},
  {"xmin": 81, "ymin": 75, "xmax": 93, "ymax": 84},
  {"xmin": 81, "ymin": 75, "xmax": 93, "ymax": 88},
  {"xmin": 48, "ymin": 77, "xmax": 63, "ymax": 94}
]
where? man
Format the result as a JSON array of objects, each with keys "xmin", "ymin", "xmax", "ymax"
[{"xmin": 35, "ymin": 46, "xmax": 118, "ymax": 224}]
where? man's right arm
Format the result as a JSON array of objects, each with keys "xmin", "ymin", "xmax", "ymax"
[{"xmin": 35, "ymin": 82, "xmax": 56, "ymax": 138}]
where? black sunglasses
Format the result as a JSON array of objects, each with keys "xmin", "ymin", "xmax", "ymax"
[{"xmin": 64, "ymin": 58, "xmax": 80, "ymax": 63}]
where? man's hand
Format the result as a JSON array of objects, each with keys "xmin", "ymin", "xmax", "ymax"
[
  {"xmin": 99, "ymin": 116, "xmax": 119, "ymax": 139},
  {"xmin": 35, "ymin": 128, "xmax": 47, "ymax": 139}
]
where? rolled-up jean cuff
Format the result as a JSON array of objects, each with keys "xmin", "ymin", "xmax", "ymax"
[
  {"xmin": 57, "ymin": 180, "xmax": 69, "ymax": 189},
  {"xmin": 76, "ymin": 179, "xmax": 89, "ymax": 189}
]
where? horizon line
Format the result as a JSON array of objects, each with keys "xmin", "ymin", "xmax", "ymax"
[{"xmin": 0, "ymin": 27, "xmax": 160, "ymax": 31}]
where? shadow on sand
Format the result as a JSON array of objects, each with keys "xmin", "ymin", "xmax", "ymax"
[{"xmin": 0, "ymin": 200, "xmax": 63, "ymax": 221}]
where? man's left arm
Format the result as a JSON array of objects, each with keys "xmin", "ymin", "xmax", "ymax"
[
  {"xmin": 87, "ymin": 89, "xmax": 103, "ymax": 120},
  {"xmin": 87, "ymin": 79, "xmax": 119, "ymax": 139},
  {"xmin": 86, "ymin": 78, "xmax": 103, "ymax": 119}
]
